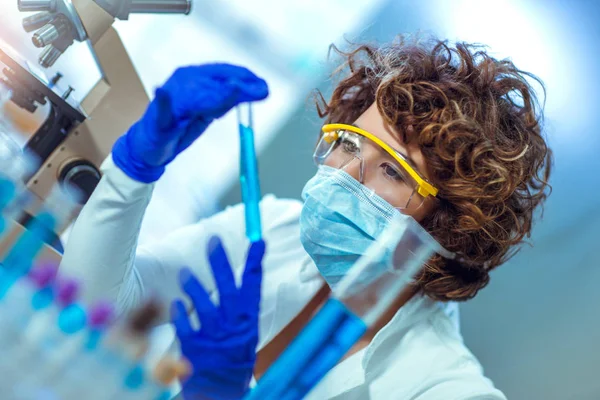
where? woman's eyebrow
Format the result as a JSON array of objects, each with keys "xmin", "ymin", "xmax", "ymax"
[{"xmin": 352, "ymin": 123, "xmax": 416, "ymax": 165}]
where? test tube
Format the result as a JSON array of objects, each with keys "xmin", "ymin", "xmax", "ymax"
[
  {"xmin": 0, "ymin": 83, "xmax": 37, "ymax": 231},
  {"xmin": 0, "ymin": 263, "xmax": 56, "ymax": 345},
  {"xmin": 10, "ymin": 278, "xmax": 88, "ymax": 399},
  {"xmin": 38, "ymin": 301, "xmax": 113, "ymax": 398},
  {"xmin": 0, "ymin": 264, "xmax": 57, "ymax": 394},
  {"xmin": 237, "ymin": 103, "xmax": 262, "ymax": 242},
  {"xmin": 48, "ymin": 303, "xmax": 113, "ymax": 398},
  {"xmin": 247, "ymin": 213, "xmax": 445, "ymax": 399},
  {"xmin": 83, "ymin": 300, "xmax": 162, "ymax": 400},
  {"xmin": 2, "ymin": 184, "xmax": 78, "ymax": 279}
]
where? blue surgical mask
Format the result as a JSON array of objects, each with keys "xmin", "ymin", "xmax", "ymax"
[{"xmin": 300, "ymin": 165, "xmax": 401, "ymax": 288}]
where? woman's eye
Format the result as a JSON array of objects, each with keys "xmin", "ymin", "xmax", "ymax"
[
  {"xmin": 382, "ymin": 164, "xmax": 405, "ymax": 181},
  {"xmin": 341, "ymin": 138, "xmax": 359, "ymax": 154}
]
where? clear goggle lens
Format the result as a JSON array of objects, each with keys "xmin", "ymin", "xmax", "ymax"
[{"xmin": 314, "ymin": 130, "xmax": 427, "ymax": 211}]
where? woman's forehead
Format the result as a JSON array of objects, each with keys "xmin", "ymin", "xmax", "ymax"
[{"xmin": 352, "ymin": 103, "xmax": 431, "ymax": 179}]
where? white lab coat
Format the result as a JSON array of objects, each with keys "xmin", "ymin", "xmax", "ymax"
[{"xmin": 60, "ymin": 157, "xmax": 507, "ymax": 400}]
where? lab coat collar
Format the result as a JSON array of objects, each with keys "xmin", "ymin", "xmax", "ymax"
[{"xmin": 361, "ymin": 294, "xmax": 438, "ymax": 380}]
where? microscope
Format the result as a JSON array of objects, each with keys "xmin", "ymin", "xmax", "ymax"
[{"xmin": 0, "ymin": 0, "xmax": 191, "ymax": 261}]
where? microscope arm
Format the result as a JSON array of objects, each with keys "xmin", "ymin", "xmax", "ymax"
[
  {"xmin": 22, "ymin": 0, "xmax": 149, "ymax": 214},
  {"xmin": 0, "ymin": 0, "xmax": 191, "ymax": 262}
]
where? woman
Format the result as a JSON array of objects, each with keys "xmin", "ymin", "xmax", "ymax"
[{"xmin": 60, "ymin": 36, "xmax": 551, "ymax": 399}]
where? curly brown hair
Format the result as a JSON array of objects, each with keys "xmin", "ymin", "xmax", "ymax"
[{"xmin": 315, "ymin": 35, "xmax": 553, "ymax": 301}]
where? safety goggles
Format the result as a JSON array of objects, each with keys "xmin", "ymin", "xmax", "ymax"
[{"xmin": 313, "ymin": 123, "xmax": 439, "ymax": 210}]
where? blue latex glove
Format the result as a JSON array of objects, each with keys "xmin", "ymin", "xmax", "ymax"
[
  {"xmin": 172, "ymin": 236, "xmax": 266, "ymax": 400},
  {"xmin": 112, "ymin": 64, "xmax": 269, "ymax": 183}
]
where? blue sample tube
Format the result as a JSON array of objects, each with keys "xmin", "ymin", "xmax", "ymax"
[
  {"xmin": 246, "ymin": 298, "xmax": 367, "ymax": 400},
  {"xmin": 1, "ymin": 182, "xmax": 79, "ymax": 277},
  {"xmin": 237, "ymin": 103, "xmax": 262, "ymax": 242},
  {"xmin": 51, "ymin": 302, "xmax": 114, "ymax": 398},
  {"xmin": 0, "ymin": 178, "xmax": 16, "ymax": 223},
  {"xmin": 0, "ymin": 154, "xmax": 36, "ymax": 242},
  {"xmin": 0, "ymin": 269, "xmax": 56, "ymax": 394},
  {"xmin": 0, "ymin": 84, "xmax": 35, "ymax": 231},
  {"xmin": 2, "ymin": 211, "xmax": 56, "ymax": 279},
  {"xmin": 247, "ymin": 213, "xmax": 447, "ymax": 399}
]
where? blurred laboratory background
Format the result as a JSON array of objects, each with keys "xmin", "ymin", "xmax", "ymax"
[{"xmin": 1, "ymin": 0, "xmax": 599, "ymax": 399}]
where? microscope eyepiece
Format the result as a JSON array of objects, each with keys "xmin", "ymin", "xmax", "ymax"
[
  {"xmin": 38, "ymin": 46, "xmax": 63, "ymax": 68},
  {"xmin": 18, "ymin": 0, "xmax": 57, "ymax": 13},
  {"xmin": 59, "ymin": 160, "xmax": 101, "ymax": 205},
  {"xmin": 32, "ymin": 16, "xmax": 72, "ymax": 48},
  {"xmin": 22, "ymin": 12, "xmax": 54, "ymax": 33}
]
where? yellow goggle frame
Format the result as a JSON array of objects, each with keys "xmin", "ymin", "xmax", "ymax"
[{"xmin": 321, "ymin": 123, "xmax": 438, "ymax": 198}]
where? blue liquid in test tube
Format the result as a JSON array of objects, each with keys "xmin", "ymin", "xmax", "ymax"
[
  {"xmin": 245, "ymin": 299, "xmax": 367, "ymax": 400},
  {"xmin": 237, "ymin": 104, "xmax": 262, "ymax": 242},
  {"xmin": 1, "ymin": 211, "xmax": 56, "ymax": 281},
  {"xmin": 0, "ymin": 178, "xmax": 16, "ymax": 235}
]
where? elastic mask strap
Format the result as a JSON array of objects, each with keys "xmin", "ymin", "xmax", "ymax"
[{"xmin": 436, "ymin": 245, "xmax": 457, "ymax": 260}]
